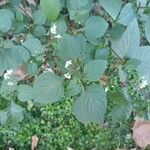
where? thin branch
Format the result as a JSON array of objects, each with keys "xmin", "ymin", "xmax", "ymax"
[
  {"xmin": 110, "ymin": 47, "xmax": 124, "ymax": 63},
  {"xmin": 17, "ymin": 5, "xmax": 33, "ymax": 22}
]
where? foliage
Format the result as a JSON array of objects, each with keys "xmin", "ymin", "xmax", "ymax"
[
  {"xmin": 0, "ymin": 98, "xmax": 124, "ymax": 149},
  {"xmin": 0, "ymin": 0, "xmax": 150, "ymax": 149}
]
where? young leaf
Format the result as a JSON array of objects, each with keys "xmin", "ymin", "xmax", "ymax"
[
  {"xmin": 27, "ymin": 61, "xmax": 38, "ymax": 75},
  {"xmin": 84, "ymin": 60, "xmax": 107, "ymax": 82},
  {"xmin": 66, "ymin": 80, "xmax": 82, "ymax": 97},
  {"xmin": 111, "ymin": 18, "xmax": 140, "ymax": 58},
  {"xmin": 40, "ymin": 0, "xmax": 61, "ymax": 21},
  {"xmin": 66, "ymin": 0, "xmax": 91, "ymax": 24},
  {"xmin": 111, "ymin": 102, "xmax": 132, "ymax": 123},
  {"xmin": 84, "ymin": 16, "xmax": 108, "ymax": 39},
  {"xmin": 99, "ymin": 0, "xmax": 122, "ymax": 20},
  {"xmin": 73, "ymin": 84, "xmax": 107, "ymax": 124},
  {"xmin": 33, "ymin": 72, "xmax": 64, "ymax": 104}
]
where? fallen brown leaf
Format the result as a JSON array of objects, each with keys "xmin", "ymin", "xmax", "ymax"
[
  {"xmin": 13, "ymin": 65, "xmax": 26, "ymax": 78},
  {"xmin": 132, "ymin": 120, "xmax": 150, "ymax": 148},
  {"xmin": 0, "ymin": 0, "xmax": 7, "ymax": 6},
  {"xmin": 31, "ymin": 135, "xmax": 39, "ymax": 150}
]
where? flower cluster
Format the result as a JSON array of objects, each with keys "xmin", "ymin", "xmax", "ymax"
[
  {"xmin": 50, "ymin": 24, "xmax": 62, "ymax": 39},
  {"xmin": 139, "ymin": 76, "xmax": 148, "ymax": 89},
  {"xmin": 64, "ymin": 60, "xmax": 72, "ymax": 79},
  {"xmin": 3, "ymin": 69, "xmax": 13, "ymax": 80}
]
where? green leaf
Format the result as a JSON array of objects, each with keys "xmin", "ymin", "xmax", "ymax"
[
  {"xmin": 99, "ymin": 0, "xmax": 122, "ymax": 20},
  {"xmin": 33, "ymin": 9, "xmax": 46, "ymax": 25},
  {"xmin": 0, "ymin": 9, "xmax": 14, "ymax": 32},
  {"xmin": 33, "ymin": 72, "xmax": 64, "ymax": 104},
  {"xmin": 0, "ymin": 101, "xmax": 24, "ymax": 125},
  {"xmin": 40, "ymin": 0, "xmax": 61, "ymax": 21},
  {"xmin": 0, "ymin": 49, "xmax": 17, "ymax": 71},
  {"xmin": 84, "ymin": 16, "xmax": 108, "ymax": 39},
  {"xmin": 52, "ymin": 18, "xmax": 67, "ymax": 34},
  {"xmin": 12, "ymin": 46, "xmax": 30, "ymax": 63},
  {"xmin": 128, "ymin": 46, "xmax": 150, "ymax": 77},
  {"xmin": 111, "ymin": 102, "xmax": 132, "ymax": 123},
  {"xmin": 112, "ymin": 18, "xmax": 140, "ymax": 58},
  {"xmin": 0, "ymin": 78, "xmax": 17, "ymax": 97},
  {"xmin": 17, "ymin": 85, "xmax": 33, "ymax": 101},
  {"xmin": 0, "ymin": 47, "xmax": 29, "ymax": 72},
  {"xmin": 66, "ymin": 80, "xmax": 82, "ymax": 97},
  {"xmin": 66, "ymin": 0, "xmax": 90, "ymax": 24},
  {"xmin": 144, "ymin": 16, "xmax": 150, "ymax": 44},
  {"xmin": 58, "ymin": 34, "xmax": 86, "ymax": 61},
  {"xmin": 118, "ymin": 3, "xmax": 136, "ymax": 26},
  {"xmin": 22, "ymin": 34, "xmax": 44, "ymax": 56},
  {"xmin": 7, "ymin": 102, "xmax": 25, "ymax": 124},
  {"xmin": 73, "ymin": 84, "xmax": 107, "ymax": 124},
  {"xmin": 33, "ymin": 25, "xmax": 46, "ymax": 37},
  {"xmin": 69, "ymin": 0, "xmax": 89, "ymax": 8},
  {"xmin": 0, "ymin": 109, "xmax": 9, "ymax": 124},
  {"xmin": 9, "ymin": 0, "xmax": 21, "ymax": 6},
  {"xmin": 27, "ymin": 61, "xmax": 38, "ymax": 75},
  {"xmin": 84, "ymin": 60, "xmax": 107, "ymax": 81},
  {"xmin": 95, "ymin": 47, "xmax": 109, "ymax": 60},
  {"xmin": 110, "ymin": 24, "xmax": 125, "ymax": 40}
]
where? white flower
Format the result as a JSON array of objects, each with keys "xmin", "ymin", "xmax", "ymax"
[
  {"xmin": 64, "ymin": 73, "xmax": 71, "ymax": 79},
  {"xmin": 50, "ymin": 24, "xmax": 57, "ymax": 34},
  {"xmin": 65, "ymin": 60, "xmax": 72, "ymax": 69},
  {"xmin": 67, "ymin": 147, "xmax": 74, "ymax": 150},
  {"xmin": 139, "ymin": 80, "xmax": 148, "ymax": 89},
  {"xmin": 105, "ymin": 87, "xmax": 109, "ymax": 93},
  {"xmin": 125, "ymin": 133, "xmax": 132, "ymax": 140},
  {"xmin": 3, "ymin": 69, "xmax": 13, "ymax": 79},
  {"xmin": 7, "ymin": 81, "xmax": 14, "ymax": 86},
  {"xmin": 54, "ymin": 34, "xmax": 62, "ymax": 39}
]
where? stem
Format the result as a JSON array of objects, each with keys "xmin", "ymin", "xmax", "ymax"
[
  {"xmin": 110, "ymin": 47, "xmax": 124, "ymax": 63},
  {"xmin": 17, "ymin": 5, "xmax": 33, "ymax": 22},
  {"xmin": 136, "ymin": 2, "xmax": 141, "ymax": 13},
  {"xmin": 147, "ymin": 99, "xmax": 150, "ymax": 120}
]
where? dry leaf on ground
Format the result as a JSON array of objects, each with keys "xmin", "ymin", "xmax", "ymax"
[
  {"xmin": 132, "ymin": 120, "xmax": 150, "ymax": 148},
  {"xmin": 31, "ymin": 135, "xmax": 39, "ymax": 150},
  {"xmin": 0, "ymin": 0, "xmax": 7, "ymax": 6}
]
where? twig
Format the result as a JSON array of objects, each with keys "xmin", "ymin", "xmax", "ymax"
[
  {"xmin": 110, "ymin": 47, "xmax": 124, "ymax": 63},
  {"xmin": 17, "ymin": 5, "xmax": 33, "ymax": 22}
]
